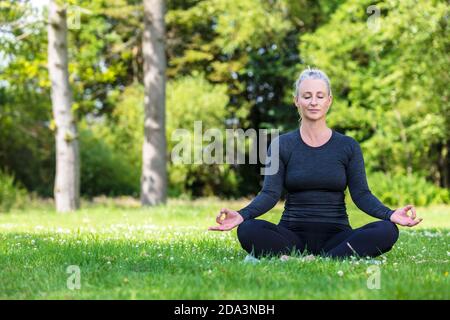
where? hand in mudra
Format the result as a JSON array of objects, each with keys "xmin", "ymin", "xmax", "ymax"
[
  {"xmin": 208, "ymin": 208, "xmax": 244, "ymax": 231},
  {"xmin": 390, "ymin": 204, "xmax": 423, "ymax": 227}
]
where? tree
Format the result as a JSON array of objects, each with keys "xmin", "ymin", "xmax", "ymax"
[
  {"xmin": 299, "ymin": 0, "xmax": 449, "ymax": 188},
  {"xmin": 141, "ymin": 0, "xmax": 168, "ymax": 205},
  {"xmin": 48, "ymin": 0, "xmax": 80, "ymax": 212}
]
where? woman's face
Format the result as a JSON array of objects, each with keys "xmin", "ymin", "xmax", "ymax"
[{"xmin": 294, "ymin": 79, "xmax": 332, "ymax": 121}]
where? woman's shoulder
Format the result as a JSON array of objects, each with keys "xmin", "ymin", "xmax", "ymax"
[
  {"xmin": 333, "ymin": 130, "xmax": 358, "ymax": 146},
  {"xmin": 280, "ymin": 128, "xmax": 300, "ymax": 141},
  {"xmin": 267, "ymin": 129, "xmax": 297, "ymax": 145},
  {"xmin": 271, "ymin": 128, "xmax": 359, "ymax": 150},
  {"xmin": 265, "ymin": 129, "xmax": 299, "ymax": 161},
  {"xmin": 274, "ymin": 129, "xmax": 300, "ymax": 150},
  {"xmin": 332, "ymin": 130, "xmax": 362, "ymax": 157}
]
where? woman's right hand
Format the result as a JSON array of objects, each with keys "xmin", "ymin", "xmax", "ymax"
[{"xmin": 208, "ymin": 208, "xmax": 244, "ymax": 231}]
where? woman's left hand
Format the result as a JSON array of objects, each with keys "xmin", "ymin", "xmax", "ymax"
[{"xmin": 390, "ymin": 204, "xmax": 423, "ymax": 227}]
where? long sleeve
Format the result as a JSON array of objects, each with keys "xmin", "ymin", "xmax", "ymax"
[
  {"xmin": 238, "ymin": 139, "xmax": 286, "ymax": 221},
  {"xmin": 346, "ymin": 139, "xmax": 395, "ymax": 221}
]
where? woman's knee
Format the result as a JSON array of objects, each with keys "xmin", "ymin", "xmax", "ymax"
[
  {"xmin": 378, "ymin": 220, "xmax": 400, "ymax": 246},
  {"xmin": 237, "ymin": 219, "xmax": 258, "ymax": 243},
  {"xmin": 237, "ymin": 219, "xmax": 266, "ymax": 241},
  {"xmin": 236, "ymin": 219, "xmax": 272, "ymax": 256},
  {"xmin": 237, "ymin": 219, "xmax": 251, "ymax": 240}
]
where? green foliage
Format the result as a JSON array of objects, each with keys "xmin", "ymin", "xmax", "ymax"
[
  {"xmin": 367, "ymin": 171, "xmax": 450, "ymax": 207},
  {"xmin": 299, "ymin": 0, "xmax": 450, "ymax": 186},
  {"xmin": 0, "ymin": 0, "xmax": 54, "ymax": 196},
  {"xmin": 166, "ymin": 72, "xmax": 242, "ymax": 198},
  {"xmin": 0, "ymin": 0, "xmax": 448, "ymax": 201},
  {"xmin": 0, "ymin": 170, "xmax": 27, "ymax": 212},
  {"xmin": 67, "ymin": 0, "xmax": 143, "ymax": 117},
  {"xmin": 79, "ymin": 123, "xmax": 140, "ymax": 197},
  {"xmin": 78, "ymin": 83, "xmax": 144, "ymax": 197},
  {"xmin": 77, "ymin": 73, "xmax": 239, "ymax": 198}
]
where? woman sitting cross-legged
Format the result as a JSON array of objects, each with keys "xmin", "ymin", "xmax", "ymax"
[{"xmin": 208, "ymin": 68, "xmax": 422, "ymax": 260}]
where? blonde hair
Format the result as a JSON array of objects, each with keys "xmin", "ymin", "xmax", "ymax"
[{"xmin": 293, "ymin": 67, "xmax": 332, "ymax": 98}]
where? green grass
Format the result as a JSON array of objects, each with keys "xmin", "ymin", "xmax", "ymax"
[{"xmin": 0, "ymin": 197, "xmax": 449, "ymax": 299}]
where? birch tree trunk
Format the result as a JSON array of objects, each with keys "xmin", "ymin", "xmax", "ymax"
[
  {"xmin": 48, "ymin": 0, "xmax": 80, "ymax": 212},
  {"xmin": 141, "ymin": 0, "xmax": 168, "ymax": 205}
]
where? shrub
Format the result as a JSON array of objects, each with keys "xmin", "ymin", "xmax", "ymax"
[
  {"xmin": 366, "ymin": 171, "xmax": 450, "ymax": 207},
  {"xmin": 79, "ymin": 124, "xmax": 140, "ymax": 197},
  {"xmin": 0, "ymin": 170, "xmax": 27, "ymax": 212}
]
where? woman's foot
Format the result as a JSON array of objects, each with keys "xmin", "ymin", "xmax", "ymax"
[{"xmin": 243, "ymin": 254, "xmax": 260, "ymax": 264}]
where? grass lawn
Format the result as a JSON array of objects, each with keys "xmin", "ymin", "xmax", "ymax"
[{"xmin": 0, "ymin": 198, "xmax": 449, "ymax": 299}]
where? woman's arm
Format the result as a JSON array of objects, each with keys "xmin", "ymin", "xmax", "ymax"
[
  {"xmin": 238, "ymin": 138, "xmax": 286, "ymax": 221},
  {"xmin": 346, "ymin": 139, "xmax": 395, "ymax": 221}
]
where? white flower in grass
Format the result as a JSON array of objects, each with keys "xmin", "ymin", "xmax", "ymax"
[{"xmin": 337, "ymin": 270, "xmax": 344, "ymax": 277}]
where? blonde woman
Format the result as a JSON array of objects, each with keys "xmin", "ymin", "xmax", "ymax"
[{"xmin": 209, "ymin": 68, "xmax": 422, "ymax": 260}]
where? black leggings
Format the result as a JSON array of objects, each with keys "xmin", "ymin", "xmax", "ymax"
[{"xmin": 237, "ymin": 219, "xmax": 399, "ymax": 259}]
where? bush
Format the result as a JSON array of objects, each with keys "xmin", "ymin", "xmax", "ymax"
[
  {"xmin": 79, "ymin": 125, "xmax": 140, "ymax": 197},
  {"xmin": 366, "ymin": 171, "xmax": 450, "ymax": 207},
  {"xmin": 104, "ymin": 74, "xmax": 239, "ymax": 198},
  {"xmin": 0, "ymin": 170, "xmax": 27, "ymax": 212}
]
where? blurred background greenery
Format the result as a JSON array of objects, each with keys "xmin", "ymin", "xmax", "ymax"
[{"xmin": 0, "ymin": 0, "xmax": 449, "ymax": 211}]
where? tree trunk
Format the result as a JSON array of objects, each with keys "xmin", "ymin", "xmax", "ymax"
[
  {"xmin": 48, "ymin": 0, "xmax": 80, "ymax": 212},
  {"xmin": 141, "ymin": 0, "xmax": 167, "ymax": 205}
]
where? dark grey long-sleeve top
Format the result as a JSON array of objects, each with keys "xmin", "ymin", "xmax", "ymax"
[{"xmin": 238, "ymin": 128, "xmax": 395, "ymax": 225}]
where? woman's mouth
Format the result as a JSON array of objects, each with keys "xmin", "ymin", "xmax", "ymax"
[{"xmin": 309, "ymin": 109, "xmax": 320, "ymax": 112}]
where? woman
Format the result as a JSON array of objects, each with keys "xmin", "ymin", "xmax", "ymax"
[{"xmin": 208, "ymin": 68, "xmax": 422, "ymax": 260}]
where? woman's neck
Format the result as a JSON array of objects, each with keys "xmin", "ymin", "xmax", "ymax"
[{"xmin": 299, "ymin": 121, "xmax": 330, "ymax": 143}]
